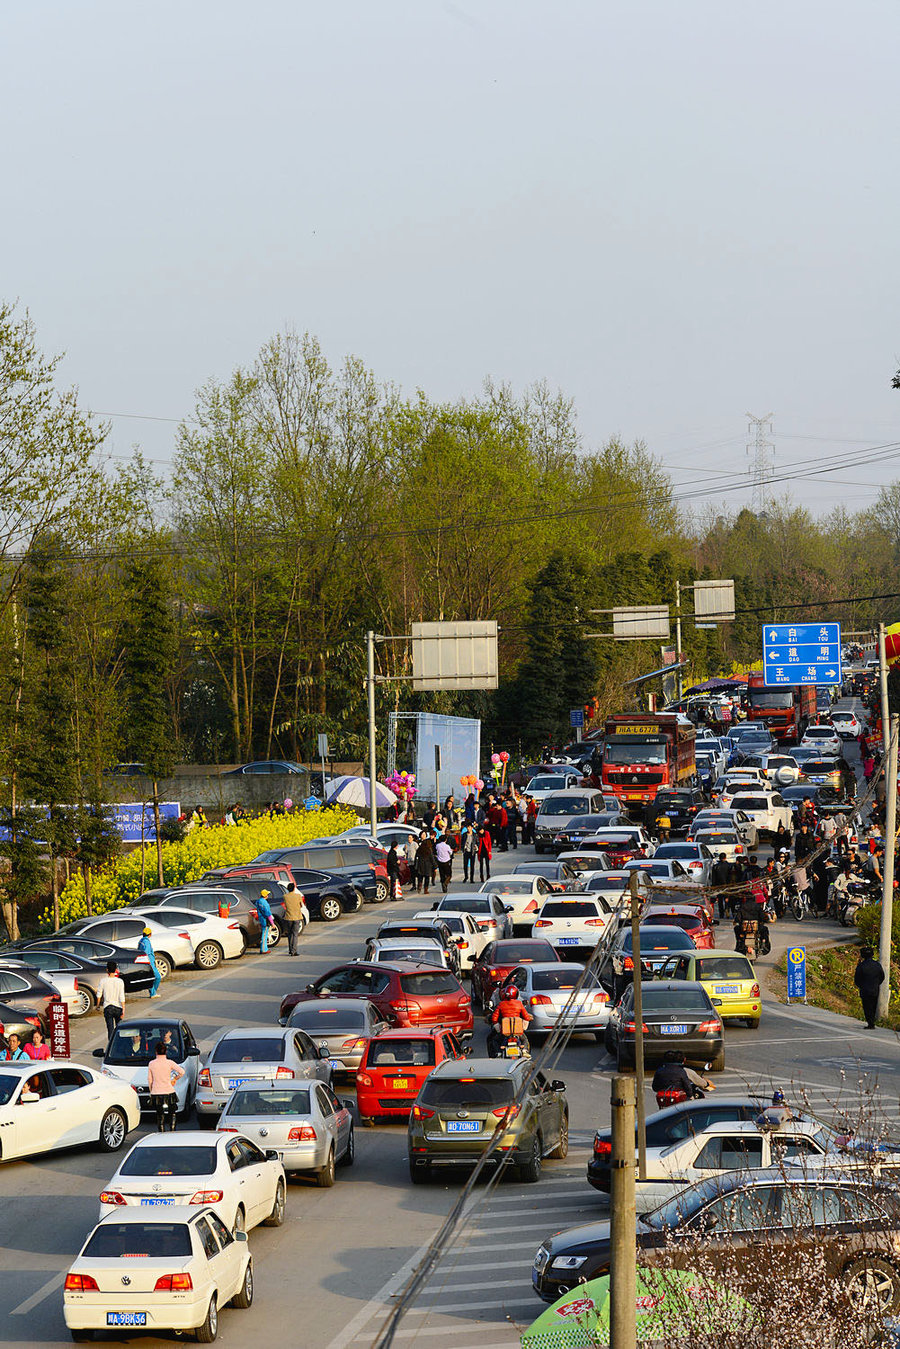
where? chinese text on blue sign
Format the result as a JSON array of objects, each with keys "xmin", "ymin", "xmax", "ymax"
[
  {"xmin": 786, "ymin": 946, "xmax": 806, "ymax": 1001},
  {"xmin": 569, "ymin": 708, "xmax": 585, "ymax": 728},
  {"xmin": 762, "ymin": 623, "xmax": 842, "ymax": 687}
]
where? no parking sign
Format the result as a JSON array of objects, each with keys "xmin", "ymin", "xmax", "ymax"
[{"xmin": 787, "ymin": 946, "xmax": 806, "ymax": 1002}]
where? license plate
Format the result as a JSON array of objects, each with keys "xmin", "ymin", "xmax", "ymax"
[
  {"xmin": 140, "ymin": 1197, "xmax": 175, "ymax": 1206},
  {"xmin": 227, "ymin": 1078, "xmax": 251, "ymax": 1090},
  {"xmin": 107, "ymin": 1313, "xmax": 147, "ymax": 1327},
  {"xmin": 714, "ymin": 985, "xmax": 739, "ymax": 994},
  {"xmin": 447, "ymin": 1121, "xmax": 480, "ymax": 1132},
  {"xmin": 392, "ymin": 1078, "xmax": 409, "ymax": 1090},
  {"xmin": 330, "ymin": 1060, "xmax": 343, "ymax": 1070},
  {"xmin": 659, "ymin": 1024, "xmax": 687, "ymax": 1035},
  {"xmin": 558, "ymin": 937, "xmax": 580, "ymax": 946}
]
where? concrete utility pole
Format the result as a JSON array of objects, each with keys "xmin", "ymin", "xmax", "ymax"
[
  {"xmin": 367, "ymin": 631, "xmax": 378, "ymax": 837},
  {"xmin": 629, "ymin": 871, "xmax": 647, "ymax": 1179},
  {"xmin": 609, "ymin": 1073, "xmax": 637, "ymax": 1349},
  {"xmin": 877, "ymin": 623, "xmax": 897, "ymax": 1019},
  {"xmin": 674, "ymin": 579, "xmax": 683, "ymax": 703}
]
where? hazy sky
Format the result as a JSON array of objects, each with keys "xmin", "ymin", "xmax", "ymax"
[{"xmin": 4, "ymin": 0, "xmax": 898, "ymax": 518}]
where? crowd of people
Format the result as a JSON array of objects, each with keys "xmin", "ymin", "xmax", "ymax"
[{"xmin": 385, "ymin": 789, "xmax": 540, "ymax": 894}]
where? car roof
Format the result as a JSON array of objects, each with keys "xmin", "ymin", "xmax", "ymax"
[
  {"xmin": 430, "ymin": 1056, "xmax": 522, "ymax": 1078},
  {"xmin": 368, "ymin": 1027, "xmax": 445, "ymax": 1041},
  {"xmin": 93, "ymin": 1205, "xmax": 211, "ymax": 1226},
  {"xmin": 0, "ymin": 1060, "xmax": 95, "ymax": 1075},
  {"xmin": 675, "ymin": 948, "xmax": 754, "ymax": 962}
]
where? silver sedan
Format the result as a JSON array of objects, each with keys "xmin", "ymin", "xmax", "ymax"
[
  {"xmin": 217, "ymin": 1082, "xmax": 354, "ymax": 1187},
  {"xmin": 510, "ymin": 962, "xmax": 612, "ymax": 1039},
  {"xmin": 285, "ymin": 998, "xmax": 389, "ymax": 1074},
  {"xmin": 195, "ymin": 1026, "xmax": 332, "ymax": 1121}
]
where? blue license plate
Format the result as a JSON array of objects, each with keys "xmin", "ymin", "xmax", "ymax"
[
  {"xmin": 107, "ymin": 1313, "xmax": 147, "ymax": 1327},
  {"xmin": 659, "ymin": 1024, "xmax": 687, "ymax": 1035},
  {"xmin": 714, "ymin": 985, "xmax": 739, "ymax": 994},
  {"xmin": 140, "ymin": 1197, "xmax": 175, "ymax": 1206},
  {"xmin": 227, "ymin": 1078, "xmax": 250, "ymax": 1090},
  {"xmin": 558, "ymin": 937, "xmax": 580, "ymax": 946},
  {"xmin": 447, "ymin": 1121, "xmax": 480, "ymax": 1132}
]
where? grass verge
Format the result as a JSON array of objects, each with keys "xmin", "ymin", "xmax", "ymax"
[{"xmin": 769, "ymin": 941, "xmax": 900, "ymax": 1031}]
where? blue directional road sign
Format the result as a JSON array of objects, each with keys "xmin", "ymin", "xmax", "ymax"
[
  {"xmin": 786, "ymin": 946, "xmax": 806, "ymax": 1001},
  {"xmin": 762, "ymin": 622, "xmax": 842, "ymax": 687},
  {"xmin": 570, "ymin": 708, "xmax": 584, "ymax": 728}
]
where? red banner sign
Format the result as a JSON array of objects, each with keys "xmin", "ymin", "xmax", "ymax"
[{"xmin": 48, "ymin": 999, "xmax": 70, "ymax": 1058}]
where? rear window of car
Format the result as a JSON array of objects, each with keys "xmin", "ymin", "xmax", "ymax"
[
  {"xmin": 399, "ymin": 972, "xmax": 459, "ymax": 996},
  {"xmin": 212, "ymin": 1037, "xmax": 285, "ymax": 1063},
  {"xmin": 490, "ymin": 880, "xmax": 532, "ymax": 893},
  {"xmin": 653, "ymin": 845, "xmax": 697, "ymax": 859},
  {"xmin": 226, "ymin": 1089, "xmax": 311, "ymax": 1116},
  {"xmin": 120, "ymin": 1146, "xmax": 217, "ymax": 1177},
  {"xmin": 369, "ymin": 1038, "xmax": 436, "ymax": 1067},
  {"xmin": 641, "ymin": 987, "xmax": 711, "ymax": 1010},
  {"xmin": 696, "ymin": 957, "xmax": 754, "ymax": 981},
  {"xmin": 620, "ymin": 929, "xmax": 694, "ymax": 952},
  {"xmin": 656, "ymin": 792, "xmax": 693, "ymax": 805},
  {"xmin": 644, "ymin": 913, "xmax": 700, "ymax": 932},
  {"xmin": 804, "ymin": 760, "xmax": 838, "ymax": 773},
  {"xmin": 439, "ymin": 898, "xmax": 487, "ymax": 914},
  {"xmin": 694, "ymin": 833, "xmax": 736, "ymax": 846},
  {"xmin": 420, "ymin": 1077, "xmax": 514, "ymax": 1108},
  {"xmin": 533, "ymin": 968, "xmax": 601, "ymax": 992},
  {"xmin": 733, "ymin": 797, "xmax": 769, "ymax": 810},
  {"xmin": 494, "ymin": 941, "xmax": 557, "ymax": 962},
  {"xmin": 539, "ymin": 901, "xmax": 600, "ymax": 917},
  {"xmin": 806, "ymin": 727, "xmax": 834, "ymax": 736},
  {"xmin": 83, "ymin": 1223, "xmax": 193, "ymax": 1258},
  {"xmin": 289, "ymin": 1007, "xmax": 367, "ymax": 1031}
]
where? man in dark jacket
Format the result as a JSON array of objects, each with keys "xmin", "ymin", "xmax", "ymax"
[
  {"xmin": 854, "ymin": 946, "xmax": 885, "ymax": 1029},
  {"xmin": 794, "ymin": 823, "xmax": 816, "ymax": 865},
  {"xmin": 710, "ymin": 853, "xmax": 733, "ymax": 921}
]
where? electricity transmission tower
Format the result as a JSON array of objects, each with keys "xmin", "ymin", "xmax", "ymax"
[{"xmin": 746, "ymin": 412, "xmax": 774, "ymax": 514}]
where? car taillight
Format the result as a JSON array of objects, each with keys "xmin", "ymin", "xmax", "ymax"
[
  {"xmin": 623, "ymin": 1021, "xmax": 648, "ymax": 1033},
  {"xmin": 288, "ymin": 1125, "xmax": 317, "ymax": 1142},
  {"xmin": 489, "ymin": 968, "xmax": 500, "ymax": 980},
  {"xmin": 735, "ymin": 845, "xmax": 744, "ymax": 854},
  {"xmin": 356, "ymin": 1072, "xmax": 373, "ymax": 1087},
  {"xmin": 99, "ymin": 1190, "xmax": 126, "ymax": 1205},
  {"xmin": 189, "ymin": 1190, "xmax": 224, "ymax": 1204},
  {"xmin": 593, "ymin": 991, "xmax": 609, "ymax": 1003},
  {"xmin": 228, "ymin": 922, "xmax": 241, "ymax": 930},
  {"xmin": 26, "ymin": 1015, "xmax": 41, "ymax": 1027},
  {"xmin": 623, "ymin": 957, "xmax": 634, "ymax": 970},
  {"xmin": 524, "ymin": 899, "xmax": 538, "ymax": 912},
  {"xmin": 584, "ymin": 919, "xmax": 606, "ymax": 927},
  {"xmin": 533, "ymin": 919, "xmax": 551, "ymax": 928},
  {"xmin": 530, "ymin": 995, "xmax": 552, "ymax": 1006},
  {"xmin": 275, "ymin": 1066, "xmax": 294, "ymax": 1079},
  {"xmin": 198, "ymin": 1068, "xmax": 211, "ymax": 1087},
  {"xmin": 217, "ymin": 1127, "xmax": 239, "ymax": 1133},
  {"xmin": 458, "ymin": 941, "xmax": 468, "ymax": 949},
  {"xmin": 593, "ymin": 1137, "xmax": 612, "ymax": 1158},
  {"xmin": 135, "ymin": 955, "xmax": 151, "ymax": 965},
  {"xmin": 341, "ymin": 1038, "xmax": 367, "ymax": 1051},
  {"xmin": 155, "ymin": 1273, "xmax": 193, "ymax": 1291},
  {"xmin": 751, "ymin": 983, "xmax": 760, "ymax": 997},
  {"xmin": 459, "ymin": 996, "xmax": 471, "ymax": 1007},
  {"xmin": 492, "ymin": 1104, "xmax": 520, "ymax": 1120},
  {"xmin": 178, "ymin": 932, "xmax": 191, "ymax": 940},
  {"xmin": 688, "ymin": 862, "xmax": 702, "ymax": 870},
  {"xmin": 73, "ymin": 978, "xmax": 79, "ymax": 990},
  {"xmin": 412, "ymin": 1105, "xmax": 434, "ymax": 1119},
  {"xmin": 65, "ymin": 1274, "xmax": 99, "ymax": 1292},
  {"xmin": 697, "ymin": 1020, "xmax": 720, "ymax": 1033}
]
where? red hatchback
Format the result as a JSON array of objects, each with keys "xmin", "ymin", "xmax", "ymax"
[
  {"xmin": 279, "ymin": 961, "xmax": 474, "ymax": 1033},
  {"xmin": 356, "ymin": 1028, "xmax": 468, "ymax": 1122}
]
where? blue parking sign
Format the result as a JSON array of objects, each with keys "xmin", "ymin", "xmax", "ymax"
[{"xmin": 787, "ymin": 946, "xmax": 806, "ymax": 1001}]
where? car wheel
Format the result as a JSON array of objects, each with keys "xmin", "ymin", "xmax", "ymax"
[
  {"xmin": 375, "ymin": 879, "xmax": 389, "ymax": 903},
  {"xmin": 844, "ymin": 1257, "xmax": 900, "ymax": 1313},
  {"xmin": 264, "ymin": 1179, "xmax": 285, "ymax": 1226},
  {"xmin": 409, "ymin": 1160, "xmax": 430, "ymax": 1184},
  {"xmin": 195, "ymin": 1294, "xmax": 218, "ymax": 1343},
  {"xmin": 338, "ymin": 1125, "xmax": 355, "ymax": 1168},
  {"xmin": 316, "ymin": 1147, "xmax": 336, "ymax": 1187},
  {"xmin": 320, "ymin": 896, "xmax": 342, "ymax": 923},
  {"xmin": 709, "ymin": 1048, "xmax": 726, "ymax": 1072},
  {"xmin": 746, "ymin": 1017, "xmax": 760, "ymax": 1029},
  {"xmin": 231, "ymin": 1260, "xmax": 253, "ymax": 1309},
  {"xmin": 73, "ymin": 986, "xmax": 95, "ymax": 1017},
  {"xmin": 98, "ymin": 1107, "xmax": 128, "ymax": 1152},
  {"xmin": 549, "ymin": 1115, "xmax": 569, "ymax": 1160},
  {"xmin": 232, "ymin": 1206, "xmax": 246, "ymax": 1236},
  {"xmin": 194, "ymin": 940, "xmax": 223, "ymax": 970},
  {"xmin": 153, "ymin": 953, "xmax": 172, "ymax": 981},
  {"xmin": 519, "ymin": 1135, "xmax": 542, "ymax": 1183}
]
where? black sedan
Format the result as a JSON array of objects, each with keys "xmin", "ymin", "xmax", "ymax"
[
  {"xmin": 779, "ymin": 782, "xmax": 851, "ymax": 817},
  {"xmin": 10, "ymin": 937, "xmax": 157, "ymax": 992},
  {"xmin": 0, "ymin": 1000, "xmax": 48, "ymax": 1045},
  {"xmin": 600, "ymin": 924, "xmax": 696, "ymax": 999},
  {"xmin": 603, "ymin": 979, "xmax": 724, "ymax": 1072},
  {"xmin": 647, "ymin": 787, "xmax": 707, "ymax": 834},
  {"xmin": 586, "ymin": 1095, "xmax": 765, "ymax": 1193},
  {"xmin": 0, "ymin": 947, "xmax": 155, "ymax": 1014},
  {"xmin": 0, "ymin": 965, "xmax": 65, "ymax": 1022}
]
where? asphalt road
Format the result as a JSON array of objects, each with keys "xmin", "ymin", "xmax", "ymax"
[{"xmin": 1, "ymin": 815, "xmax": 896, "ymax": 1349}]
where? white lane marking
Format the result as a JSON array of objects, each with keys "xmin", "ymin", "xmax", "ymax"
[{"xmin": 11, "ymin": 1272, "xmax": 65, "ymax": 1315}]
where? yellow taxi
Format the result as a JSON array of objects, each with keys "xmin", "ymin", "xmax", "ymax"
[{"xmin": 654, "ymin": 948, "xmax": 760, "ymax": 1027}]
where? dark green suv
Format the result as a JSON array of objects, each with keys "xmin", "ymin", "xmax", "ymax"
[{"xmin": 407, "ymin": 1057, "xmax": 568, "ymax": 1184}]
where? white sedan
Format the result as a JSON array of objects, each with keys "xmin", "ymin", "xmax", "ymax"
[
  {"xmin": 196, "ymin": 1027, "xmax": 332, "ymax": 1121},
  {"xmin": 801, "ymin": 725, "xmax": 843, "ymax": 757},
  {"xmin": 688, "ymin": 808, "xmax": 759, "ymax": 850},
  {"xmin": 650, "ymin": 842, "xmax": 715, "ymax": 885},
  {"xmin": 217, "ymin": 1081, "xmax": 354, "ymax": 1184},
  {"xmin": 691, "ymin": 828, "xmax": 745, "ymax": 864},
  {"xmin": 413, "ymin": 909, "xmax": 491, "ymax": 970},
  {"xmin": 479, "ymin": 874, "xmax": 556, "ymax": 925},
  {"xmin": 64, "ymin": 1207, "xmax": 253, "ymax": 1341},
  {"xmin": 0, "ymin": 1060, "xmax": 140, "ymax": 1162},
  {"xmin": 99, "ymin": 1130, "xmax": 286, "ymax": 1234},
  {"xmin": 532, "ymin": 896, "xmax": 614, "ymax": 952},
  {"xmin": 523, "ymin": 772, "xmax": 583, "ymax": 804},
  {"xmin": 622, "ymin": 858, "xmax": 692, "ymax": 885},
  {"xmin": 716, "ymin": 778, "xmax": 778, "ymax": 811},
  {"xmin": 129, "ymin": 905, "xmax": 246, "ymax": 968}
]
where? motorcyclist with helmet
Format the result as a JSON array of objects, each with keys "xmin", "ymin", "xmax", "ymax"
[
  {"xmin": 651, "ymin": 1050, "xmax": 714, "ymax": 1107},
  {"xmin": 488, "ymin": 983, "xmax": 533, "ymax": 1058}
]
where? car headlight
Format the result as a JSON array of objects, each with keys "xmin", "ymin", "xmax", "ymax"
[{"xmin": 551, "ymin": 1255, "xmax": 588, "ymax": 1271}]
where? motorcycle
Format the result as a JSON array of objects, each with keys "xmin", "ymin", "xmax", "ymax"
[
  {"xmin": 497, "ymin": 1033, "xmax": 530, "ymax": 1059},
  {"xmin": 655, "ymin": 1070, "xmax": 716, "ymax": 1110},
  {"xmin": 839, "ymin": 878, "xmax": 879, "ymax": 927}
]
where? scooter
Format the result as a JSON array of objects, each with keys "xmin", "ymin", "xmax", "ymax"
[{"xmin": 655, "ymin": 1071, "xmax": 716, "ymax": 1111}]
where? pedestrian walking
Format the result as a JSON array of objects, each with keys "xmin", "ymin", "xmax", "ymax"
[
  {"xmin": 477, "ymin": 825, "xmax": 492, "ymax": 882},
  {"xmin": 504, "ymin": 795, "xmax": 518, "ymax": 850},
  {"xmin": 854, "ymin": 946, "xmax": 885, "ymax": 1029},
  {"xmin": 710, "ymin": 852, "xmax": 732, "ymax": 921},
  {"xmin": 525, "ymin": 796, "xmax": 537, "ymax": 845},
  {"xmin": 24, "ymin": 1029, "xmax": 51, "ymax": 1060},
  {"xmin": 461, "ymin": 823, "xmax": 477, "ymax": 882},
  {"xmin": 139, "ymin": 926, "xmax": 162, "ymax": 997},
  {"xmin": 435, "ymin": 834, "xmax": 454, "ymax": 893},
  {"xmin": 98, "ymin": 960, "xmax": 126, "ymax": 1045},
  {"xmin": 385, "ymin": 844, "xmax": 402, "ymax": 900},
  {"xmin": 415, "ymin": 832, "xmax": 436, "ymax": 895},
  {"xmin": 255, "ymin": 889, "xmax": 277, "ymax": 953},
  {"xmin": 148, "ymin": 1040, "xmax": 186, "ymax": 1132},
  {"xmin": 282, "ymin": 882, "xmax": 306, "ymax": 956},
  {"xmin": 463, "ymin": 792, "xmax": 477, "ymax": 825}
]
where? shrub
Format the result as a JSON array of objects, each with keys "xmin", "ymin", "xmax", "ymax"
[{"xmin": 46, "ymin": 807, "xmax": 357, "ymax": 930}]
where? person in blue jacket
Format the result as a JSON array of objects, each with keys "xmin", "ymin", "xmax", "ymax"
[
  {"xmin": 139, "ymin": 926, "xmax": 162, "ymax": 998},
  {"xmin": 256, "ymin": 889, "xmax": 274, "ymax": 953}
]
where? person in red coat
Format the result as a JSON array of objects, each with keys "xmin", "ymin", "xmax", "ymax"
[{"xmin": 477, "ymin": 825, "xmax": 492, "ymax": 881}]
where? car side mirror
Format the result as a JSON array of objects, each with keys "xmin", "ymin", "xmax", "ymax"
[
  {"xmin": 550, "ymin": 1080, "xmax": 566, "ymax": 1093},
  {"xmin": 187, "ymin": 1045, "xmax": 200, "ymax": 1057},
  {"xmin": 265, "ymin": 1148, "xmax": 279, "ymax": 1161},
  {"xmin": 318, "ymin": 1046, "xmax": 330, "ymax": 1059},
  {"xmin": 234, "ymin": 1229, "xmax": 249, "ymax": 1243},
  {"xmin": 305, "ymin": 983, "xmax": 317, "ymax": 994},
  {"xmin": 20, "ymin": 1092, "xmax": 39, "ymax": 1104},
  {"xmin": 504, "ymin": 905, "xmax": 514, "ymax": 913},
  {"xmin": 92, "ymin": 1047, "xmax": 104, "ymax": 1058}
]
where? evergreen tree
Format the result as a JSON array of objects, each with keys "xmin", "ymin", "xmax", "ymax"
[{"xmin": 516, "ymin": 552, "xmax": 600, "ymax": 750}]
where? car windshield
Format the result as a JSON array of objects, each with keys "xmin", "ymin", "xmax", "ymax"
[
  {"xmin": 83, "ymin": 1223, "xmax": 193, "ymax": 1258},
  {"xmin": 106, "ymin": 1028, "xmax": 184, "ymax": 1065},
  {"xmin": 539, "ymin": 901, "xmax": 599, "ymax": 917},
  {"xmin": 533, "ymin": 968, "xmax": 600, "ymax": 991},
  {"xmin": 605, "ymin": 740, "xmax": 668, "ymax": 765},
  {"xmin": 120, "ymin": 1146, "xmax": 218, "ymax": 1177},
  {"xmin": 289, "ymin": 1007, "xmax": 367, "ymax": 1031},
  {"xmin": 419, "ymin": 1077, "xmax": 514, "ymax": 1108},
  {"xmin": 527, "ymin": 776, "xmax": 568, "ymax": 790},
  {"xmin": 226, "ymin": 1088, "xmax": 311, "ymax": 1116},
  {"xmin": 369, "ymin": 1038, "xmax": 436, "ymax": 1067},
  {"xmin": 643, "ymin": 1178, "xmax": 731, "ymax": 1230},
  {"xmin": 0, "ymin": 1074, "xmax": 20, "ymax": 1106},
  {"xmin": 696, "ymin": 957, "xmax": 754, "ymax": 980},
  {"xmin": 539, "ymin": 797, "xmax": 593, "ymax": 816},
  {"xmin": 212, "ymin": 1037, "xmax": 285, "ymax": 1063},
  {"xmin": 399, "ymin": 972, "xmax": 459, "ymax": 996},
  {"xmin": 640, "ymin": 986, "xmax": 711, "ymax": 1009},
  {"xmin": 494, "ymin": 941, "xmax": 556, "ymax": 962}
]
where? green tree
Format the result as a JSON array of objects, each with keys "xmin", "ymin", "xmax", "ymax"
[{"xmin": 516, "ymin": 552, "xmax": 601, "ymax": 748}]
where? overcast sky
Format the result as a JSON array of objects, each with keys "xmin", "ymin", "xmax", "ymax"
[{"xmin": 4, "ymin": 0, "xmax": 898, "ymax": 518}]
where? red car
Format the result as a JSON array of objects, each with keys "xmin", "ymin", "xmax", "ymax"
[
  {"xmin": 279, "ymin": 961, "xmax": 473, "ymax": 1033},
  {"xmin": 644, "ymin": 905, "xmax": 716, "ymax": 950},
  {"xmin": 355, "ymin": 1027, "xmax": 468, "ymax": 1122},
  {"xmin": 470, "ymin": 938, "xmax": 560, "ymax": 1012}
]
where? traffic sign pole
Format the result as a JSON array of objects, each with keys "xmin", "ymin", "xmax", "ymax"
[{"xmin": 786, "ymin": 946, "xmax": 807, "ymax": 1003}]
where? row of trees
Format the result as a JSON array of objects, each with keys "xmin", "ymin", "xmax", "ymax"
[{"xmin": 1, "ymin": 302, "xmax": 899, "ymax": 927}]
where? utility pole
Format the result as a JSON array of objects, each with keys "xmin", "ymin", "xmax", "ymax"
[
  {"xmin": 629, "ymin": 871, "xmax": 646, "ymax": 1180},
  {"xmin": 674, "ymin": 579, "xmax": 683, "ymax": 703},
  {"xmin": 609, "ymin": 1073, "xmax": 637, "ymax": 1349},
  {"xmin": 367, "ymin": 631, "xmax": 378, "ymax": 838},
  {"xmin": 880, "ymin": 714, "xmax": 899, "ymax": 1021},
  {"xmin": 746, "ymin": 413, "xmax": 775, "ymax": 515}
]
